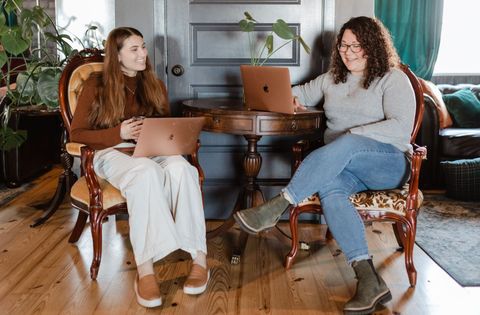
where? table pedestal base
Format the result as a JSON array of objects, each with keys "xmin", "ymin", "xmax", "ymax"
[{"xmin": 207, "ymin": 135, "xmax": 264, "ymax": 264}]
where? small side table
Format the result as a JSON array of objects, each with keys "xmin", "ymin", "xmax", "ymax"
[{"xmin": 183, "ymin": 98, "xmax": 323, "ymax": 264}]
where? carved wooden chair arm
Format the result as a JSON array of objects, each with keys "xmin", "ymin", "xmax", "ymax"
[
  {"xmin": 406, "ymin": 144, "xmax": 428, "ymax": 211},
  {"xmin": 80, "ymin": 145, "xmax": 104, "ymax": 209},
  {"xmin": 187, "ymin": 139, "xmax": 205, "ymax": 187}
]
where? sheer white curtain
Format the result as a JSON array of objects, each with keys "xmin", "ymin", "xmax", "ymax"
[{"xmin": 433, "ymin": 0, "xmax": 480, "ymax": 75}]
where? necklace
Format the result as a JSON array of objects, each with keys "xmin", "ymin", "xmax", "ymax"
[{"xmin": 125, "ymin": 85, "xmax": 136, "ymax": 95}]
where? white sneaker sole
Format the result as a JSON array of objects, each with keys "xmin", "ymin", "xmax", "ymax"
[
  {"xmin": 134, "ymin": 277, "xmax": 162, "ymax": 308},
  {"xmin": 234, "ymin": 212, "xmax": 276, "ymax": 234},
  {"xmin": 183, "ymin": 270, "xmax": 210, "ymax": 295}
]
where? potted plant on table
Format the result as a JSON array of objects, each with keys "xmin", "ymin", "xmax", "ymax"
[
  {"xmin": 238, "ymin": 12, "xmax": 311, "ymax": 107},
  {"xmin": 239, "ymin": 11, "xmax": 311, "ymax": 66}
]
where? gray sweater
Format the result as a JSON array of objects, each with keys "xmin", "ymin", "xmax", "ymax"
[{"xmin": 292, "ymin": 68, "xmax": 415, "ymax": 153}]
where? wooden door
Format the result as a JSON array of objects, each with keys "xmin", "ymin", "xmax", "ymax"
[{"xmin": 156, "ymin": 0, "xmax": 333, "ymax": 217}]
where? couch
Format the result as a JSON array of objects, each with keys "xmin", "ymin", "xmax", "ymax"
[{"xmin": 417, "ymin": 81, "xmax": 480, "ymax": 189}]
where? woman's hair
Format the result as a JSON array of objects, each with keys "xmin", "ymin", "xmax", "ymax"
[
  {"xmin": 89, "ymin": 27, "xmax": 169, "ymax": 129},
  {"xmin": 330, "ymin": 16, "xmax": 400, "ymax": 89}
]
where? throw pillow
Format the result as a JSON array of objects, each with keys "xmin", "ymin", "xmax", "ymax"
[
  {"xmin": 443, "ymin": 89, "xmax": 480, "ymax": 128},
  {"xmin": 419, "ymin": 79, "xmax": 453, "ymax": 129}
]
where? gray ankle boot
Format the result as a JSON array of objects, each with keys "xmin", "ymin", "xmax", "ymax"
[
  {"xmin": 233, "ymin": 194, "xmax": 291, "ymax": 234},
  {"xmin": 344, "ymin": 259, "xmax": 392, "ymax": 315}
]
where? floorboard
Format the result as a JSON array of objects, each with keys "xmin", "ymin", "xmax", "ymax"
[{"xmin": 0, "ymin": 167, "xmax": 479, "ymax": 314}]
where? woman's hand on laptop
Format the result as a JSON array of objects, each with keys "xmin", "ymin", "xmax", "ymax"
[
  {"xmin": 120, "ymin": 117, "xmax": 144, "ymax": 141},
  {"xmin": 293, "ymin": 96, "xmax": 307, "ymax": 112}
]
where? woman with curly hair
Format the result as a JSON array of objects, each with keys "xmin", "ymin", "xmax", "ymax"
[
  {"xmin": 234, "ymin": 16, "xmax": 414, "ymax": 314},
  {"xmin": 71, "ymin": 27, "xmax": 209, "ymax": 308}
]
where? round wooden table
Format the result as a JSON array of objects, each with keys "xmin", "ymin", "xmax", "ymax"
[{"xmin": 183, "ymin": 98, "xmax": 323, "ymax": 264}]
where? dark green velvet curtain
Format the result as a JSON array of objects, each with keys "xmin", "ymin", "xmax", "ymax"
[{"xmin": 375, "ymin": 0, "xmax": 444, "ymax": 79}]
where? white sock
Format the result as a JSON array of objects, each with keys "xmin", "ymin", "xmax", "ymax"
[
  {"xmin": 137, "ymin": 259, "xmax": 154, "ymax": 278},
  {"xmin": 192, "ymin": 251, "xmax": 207, "ymax": 269}
]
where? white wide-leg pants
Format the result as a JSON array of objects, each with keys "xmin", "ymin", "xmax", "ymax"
[{"xmin": 93, "ymin": 148, "xmax": 207, "ymax": 266}]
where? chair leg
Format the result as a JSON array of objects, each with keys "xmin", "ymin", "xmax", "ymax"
[
  {"xmin": 285, "ymin": 207, "xmax": 301, "ymax": 269},
  {"xmin": 90, "ymin": 211, "xmax": 104, "ymax": 280},
  {"xmin": 326, "ymin": 227, "xmax": 334, "ymax": 241},
  {"xmin": 404, "ymin": 221, "xmax": 417, "ymax": 287},
  {"xmin": 30, "ymin": 149, "xmax": 76, "ymax": 227},
  {"xmin": 68, "ymin": 211, "xmax": 88, "ymax": 243},
  {"xmin": 392, "ymin": 222, "xmax": 405, "ymax": 250}
]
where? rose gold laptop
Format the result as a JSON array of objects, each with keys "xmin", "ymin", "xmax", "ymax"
[
  {"xmin": 240, "ymin": 65, "xmax": 305, "ymax": 115},
  {"xmin": 130, "ymin": 117, "xmax": 205, "ymax": 157}
]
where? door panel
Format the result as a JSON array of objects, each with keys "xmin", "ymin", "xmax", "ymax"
[{"xmin": 158, "ymin": 0, "xmax": 332, "ymax": 217}]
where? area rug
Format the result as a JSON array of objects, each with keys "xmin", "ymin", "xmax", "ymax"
[
  {"xmin": 0, "ymin": 183, "xmax": 33, "ymax": 208},
  {"xmin": 416, "ymin": 194, "xmax": 480, "ymax": 286}
]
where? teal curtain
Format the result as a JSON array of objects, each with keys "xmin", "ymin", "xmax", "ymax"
[
  {"xmin": 1, "ymin": 3, "xmax": 17, "ymax": 27},
  {"xmin": 375, "ymin": 0, "xmax": 443, "ymax": 79}
]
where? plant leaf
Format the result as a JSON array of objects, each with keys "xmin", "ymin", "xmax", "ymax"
[
  {"xmin": 3, "ymin": 0, "xmax": 23, "ymax": 14},
  {"xmin": 13, "ymin": 72, "xmax": 36, "ymax": 104},
  {"xmin": 0, "ymin": 127, "xmax": 27, "ymax": 152},
  {"xmin": 239, "ymin": 19, "xmax": 255, "ymax": 32},
  {"xmin": 272, "ymin": 19, "xmax": 295, "ymax": 40},
  {"xmin": 0, "ymin": 13, "xmax": 7, "ymax": 32},
  {"xmin": 298, "ymin": 36, "xmax": 311, "ymax": 54},
  {"xmin": 0, "ymin": 50, "xmax": 7, "ymax": 68},
  {"xmin": 31, "ymin": 6, "xmax": 49, "ymax": 28},
  {"xmin": 36, "ymin": 68, "xmax": 61, "ymax": 108},
  {"xmin": 266, "ymin": 34, "xmax": 274, "ymax": 55},
  {"xmin": 1, "ymin": 27, "xmax": 30, "ymax": 55},
  {"xmin": 244, "ymin": 12, "xmax": 257, "ymax": 22}
]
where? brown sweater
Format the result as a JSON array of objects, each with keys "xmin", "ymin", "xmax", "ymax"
[{"xmin": 70, "ymin": 74, "xmax": 168, "ymax": 150}]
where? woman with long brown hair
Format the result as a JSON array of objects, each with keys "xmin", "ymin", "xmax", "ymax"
[
  {"xmin": 234, "ymin": 16, "xmax": 415, "ymax": 314},
  {"xmin": 71, "ymin": 27, "xmax": 208, "ymax": 308}
]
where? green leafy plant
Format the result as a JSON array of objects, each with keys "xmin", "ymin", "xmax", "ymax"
[
  {"xmin": 239, "ymin": 11, "xmax": 311, "ymax": 66},
  {"xmin": 0, "ymin": 0, "xmax": 102, "ymax": 151},
  {"xmin": 1, "ymin": 0, "xmax": 75, "ymax": 108}
]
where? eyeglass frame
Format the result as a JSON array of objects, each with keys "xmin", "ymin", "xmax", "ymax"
[{"xmin": 337, "ymin": 43, "xmax": 363, "ymax": 53}]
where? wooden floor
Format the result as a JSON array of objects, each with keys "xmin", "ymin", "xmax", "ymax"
[{"xmin": 1, "ymin": 168, "xmax": 479, "ymax": 315}]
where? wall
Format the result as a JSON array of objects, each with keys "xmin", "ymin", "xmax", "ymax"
[
  {"xmin": 335, "ymin": 0, "xmax": 374, "ymax": 31},
  {"xmin": 55, "ymin": 0, "xmax": 115, "ymax": 51},
  {"xmin": 55, "ymin": 0, "xmax": 374, "ymax": 59},
  {"xmin": 24, "ymin": 0, "xmax": 55, "ymax": 18},
  {"xmin": 24, "ymin": 0, "xmax": 56, "ymax": 53}
]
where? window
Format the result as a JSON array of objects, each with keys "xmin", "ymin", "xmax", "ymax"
[{"xmin": 433, "ymin": 0, "xmax": 480, "ymax": 75}]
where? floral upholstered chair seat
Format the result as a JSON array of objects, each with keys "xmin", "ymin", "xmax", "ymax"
[{"xmin": 297, "ymin": 184, "xmax": 424, "ymax": 218}]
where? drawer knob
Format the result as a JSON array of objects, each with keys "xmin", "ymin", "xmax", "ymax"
[{"xmin": 291, "ymin": 121, "xmax": 298, "ymax": 131}]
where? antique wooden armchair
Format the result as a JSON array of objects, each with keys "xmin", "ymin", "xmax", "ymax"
[
  {"xmin": 58, "ymin": 49, "xmax": 204, "ymax": 280},
  {"xmin": 285, "ymin": 64, "xmax": 426, "ymax": 287}
]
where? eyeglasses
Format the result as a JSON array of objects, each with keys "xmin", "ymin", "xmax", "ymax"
[{"xmin": 338, "ymin": 43, "xmax": 362, "ymax": 53}]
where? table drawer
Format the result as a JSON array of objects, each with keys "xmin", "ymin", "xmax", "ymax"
[
  {"xmin": 259, "ymin": 117, "xmax": 321, "ymax": 134},
  {"xmin": 188, "ymin": 112, "xmax": 255, "ymax": 134}
]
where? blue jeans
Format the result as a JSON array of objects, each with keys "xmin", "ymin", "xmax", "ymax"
[{"xmin": 283, "ymin": 134, "xmax": 409, "ymax": 264}]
